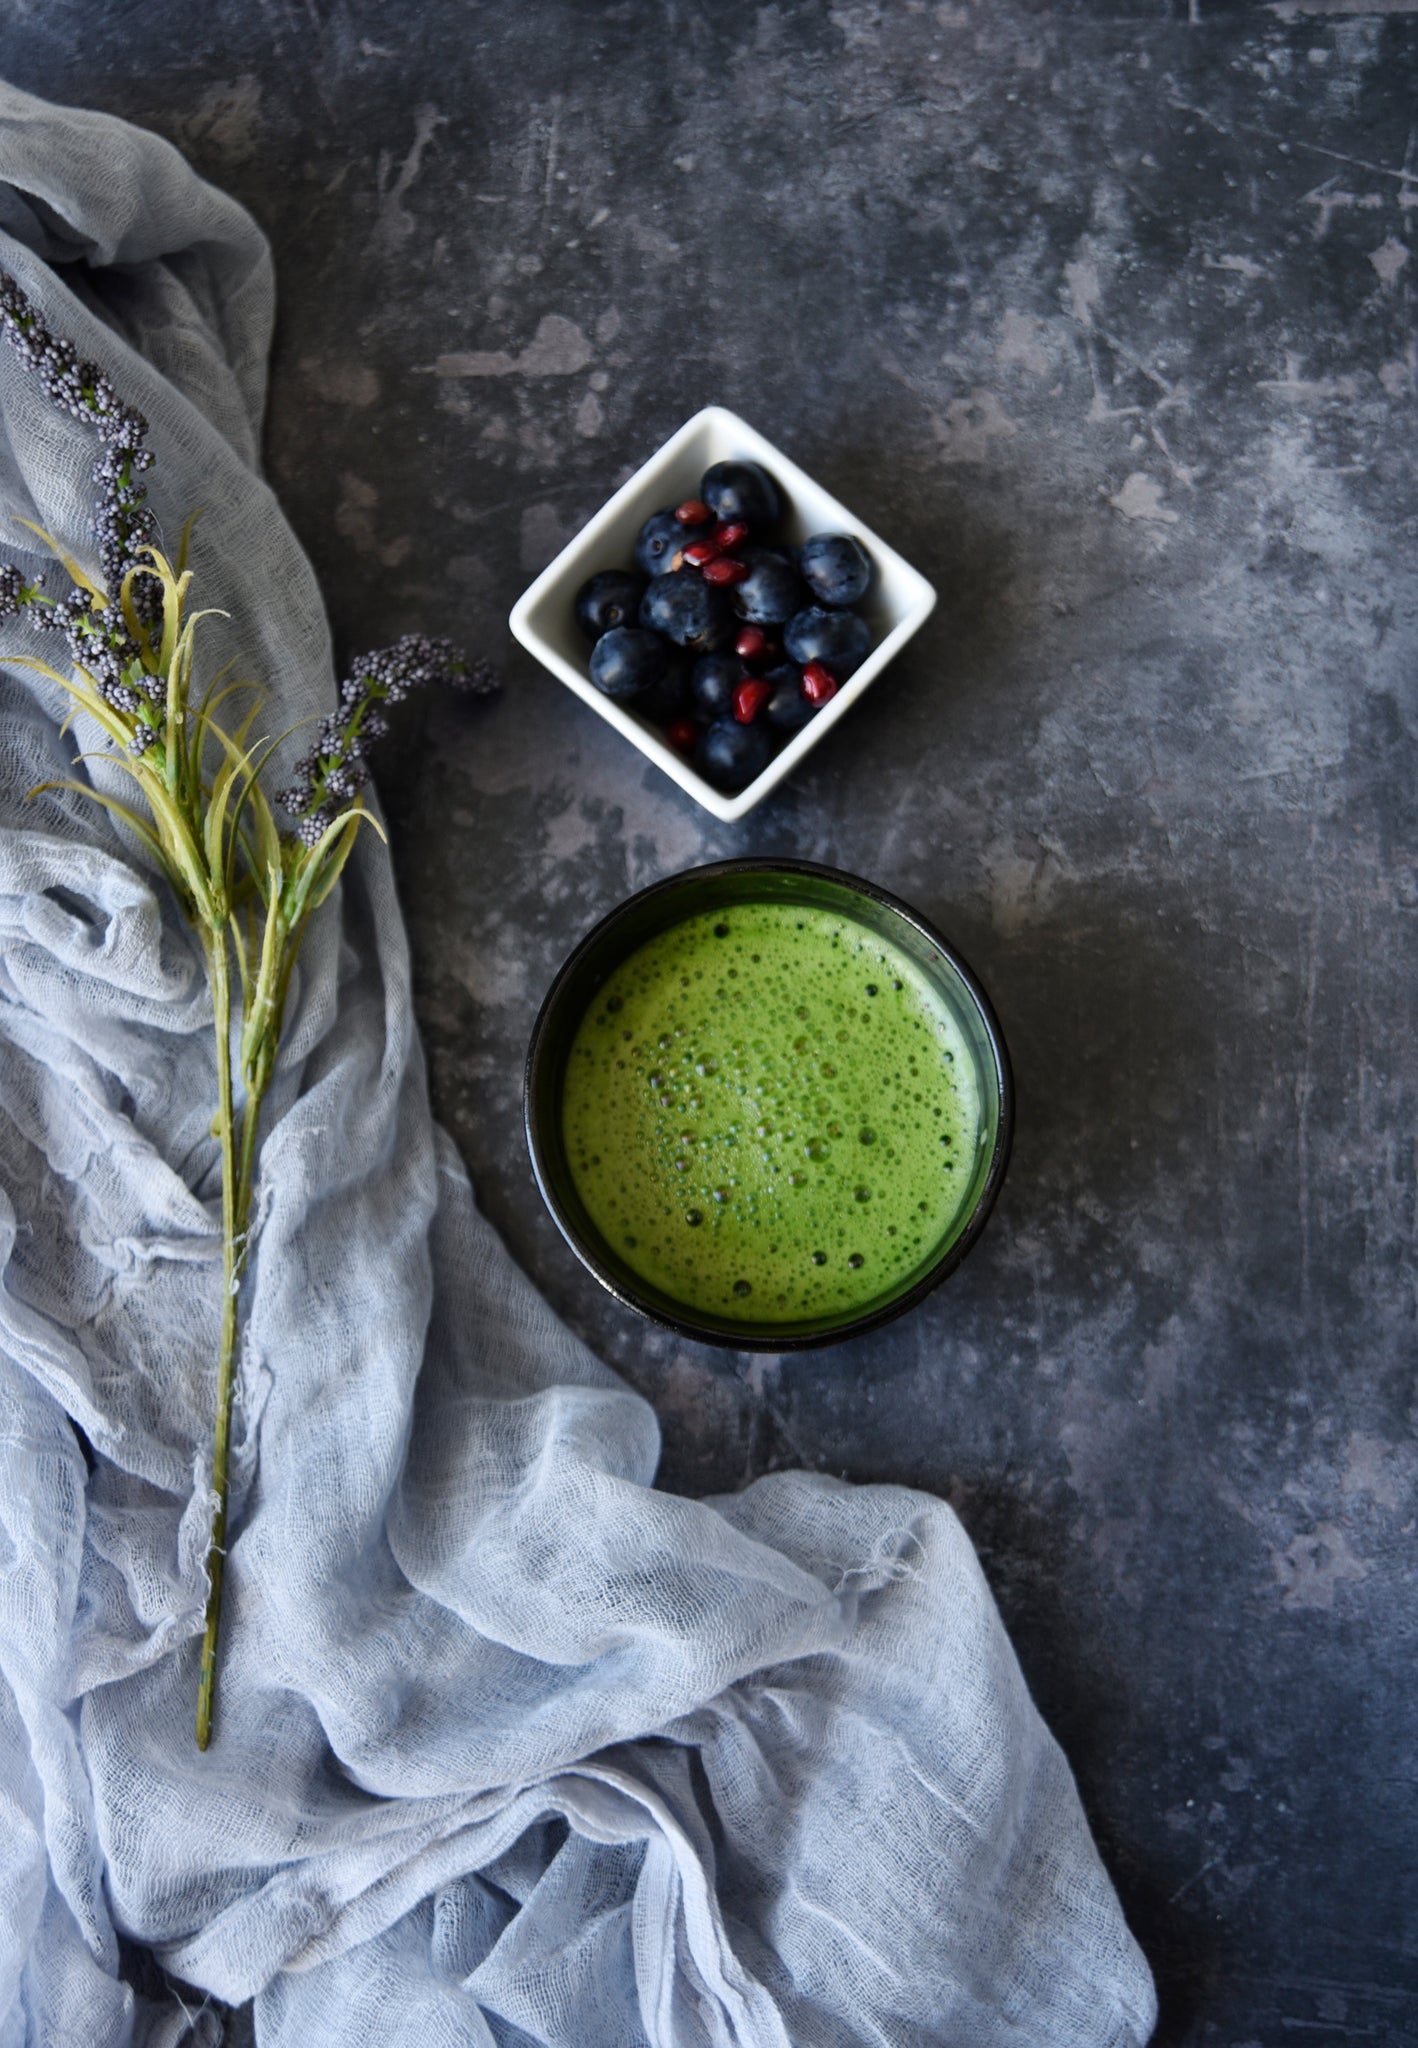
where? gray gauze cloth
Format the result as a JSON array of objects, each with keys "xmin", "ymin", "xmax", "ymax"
[{"xmin": 0, "ymin": 82, "xmax": 1156, "ymax": 2048}]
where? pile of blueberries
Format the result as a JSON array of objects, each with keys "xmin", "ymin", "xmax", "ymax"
[{"xmin": 573, "ymin": 458, "xmax": 874, "ymax": 793}]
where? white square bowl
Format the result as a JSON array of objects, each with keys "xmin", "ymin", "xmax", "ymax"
[{"xmin": 509, "ymin": 405, "xmax": 937, "ymax": 823}]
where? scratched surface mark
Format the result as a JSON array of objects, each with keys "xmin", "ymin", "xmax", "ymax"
[{"xmin": 5, "ymin": 3, "xmax": 1417, "ymax": 2043}]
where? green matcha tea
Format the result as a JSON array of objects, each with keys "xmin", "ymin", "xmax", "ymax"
[{"xmin": 561, "ymin": 900, "xmax": 983, "ymax": 1324}]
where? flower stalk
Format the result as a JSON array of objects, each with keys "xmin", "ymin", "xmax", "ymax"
[{"xmin": 0, "ymin": 268, "xmax": 495, "ymax": 1747}]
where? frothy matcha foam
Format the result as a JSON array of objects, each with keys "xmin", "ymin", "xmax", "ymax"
[{"xmin": 561, "ymin": 900, "xmax": 983, "ymax": 1324}]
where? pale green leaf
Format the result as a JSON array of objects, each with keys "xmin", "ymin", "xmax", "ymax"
[
  {"xmin": 174, "ymin": 508, "xmax": 203, "ymax": 578},
  {"xmin": 300, "ymin": 815, "xmax": 362, "ymax": 913},
  {"xmin": 284, "ymin": 803, "xmax": 385, "ymax": 927},
  {"xmin": 25, "ymin": 777, "xmax": 176, "ymax": 884},
  {"xmin": 12, "ymin": 516, "xmax": 104, "ymax": 601}
]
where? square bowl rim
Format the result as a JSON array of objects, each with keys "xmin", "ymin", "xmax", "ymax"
[{"xmin": 509, "ymin": 404, "xmax": 937, "ymax": 822}]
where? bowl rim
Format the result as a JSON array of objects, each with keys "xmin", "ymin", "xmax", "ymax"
[
  {"xmin": 507, "ymin": 405, "xmax": 938, "ymax": 823},
  {"xmin": 524, "ymin": 857, "xmax": 1014, "ymax": 1351}
]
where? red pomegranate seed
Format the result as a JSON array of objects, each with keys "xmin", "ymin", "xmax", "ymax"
[
  {"xmin": 712, "ymin": 520, "xmax": 749, "ymax": 551},
  {"xmin": 733, "ymin": 678, "xmax": 772, "ymax": 723},
  {"xmin": 735, "ymin": 626, "xmax": 770, "ymax": 664},
  {"xmin": 703, "ymin": 557, "xmax": 749, "ymax": 587},
  {"xmin": 675, "ymin": 499, "xmax": 711, "ymax": 524},
  {"xmin": 666, "ymin": 718, "xmax": 699, "ymax": 753},
  {"xmin": 801, "ymin": 661, "xmax": 839, "ymax": 705},
  {"xmin": 682, "ymin": 540, "xmax": 720, "ymax": 569}
]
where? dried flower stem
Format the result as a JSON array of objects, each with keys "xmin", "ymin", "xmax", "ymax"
[
  {"xmin": 197, "ymin": 930, "xmax": 243, "ymax": 1749},
  {"xmin": 0, "ymin": 267, "xmax": 492, "ymax": 1747}
]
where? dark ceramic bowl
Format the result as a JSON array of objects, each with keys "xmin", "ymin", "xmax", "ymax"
[{"xmin": 524, "ymin": 859, "xmax": 1013, "ymax": 1351}]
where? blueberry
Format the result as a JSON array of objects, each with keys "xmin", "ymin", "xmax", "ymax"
[
  {"xmin": 732, "ymin": 546, "xmax": 805, "ymax": 626},
  {"xmin": 694, "ymin": 715, "xmax": 774, "ymax": 792},
  {"xmin": 690, "ymin": 652, "xmax": 743, "ymax": 722},
  {"xmin": 763, "ymin": 665, "xmax": 817, "ymax": 735},
  {"xmin": 575, "ymin": 569, "xmax": 647, "ymax": 641},
  {"xmin": 589, "ymin": 626, "xmax": 667, "ymax": 700},
  {"xmin": 799, "ymin": 533, "xmax": 872, "ymax": 608},
  {"xmin": 640, "ymin": 568, "xmax": 736, "ymax": 652},
  {"xmin": 635, "ymin": 505, "xmax": 713, "ymax": 577},
  {"xmin": 637, "ymin": 651, "xmax": 691, "ymax": 725},
  {"xmin": 783, "ymin": 605, "xmax": 874, "ymax": 679},
  {"xmin": 700, "ymin": 460, "xmax": 779, "ymax": 529}
]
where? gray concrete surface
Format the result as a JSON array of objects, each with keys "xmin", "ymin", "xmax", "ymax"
[{"xmin": 6, "ymin": 3, "xmax": 1416, "ymax": 2042}]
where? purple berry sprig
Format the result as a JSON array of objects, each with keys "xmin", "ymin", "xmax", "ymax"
[
  {"xmin": 0, "ymin": 263, "xmax": 497, "ymax": 1748},
  {"xmin": 0, "ymin": 269, "xmax": 162, "ymax": 630},
  {"xmin": 277, "ymin": 636, "xmax": 497, "ymax": 847}
]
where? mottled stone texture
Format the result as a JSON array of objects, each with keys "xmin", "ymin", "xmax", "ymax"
[{"xmin": 6, "ymin": 3, "xmax": 1417, "ymax": 2042}]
